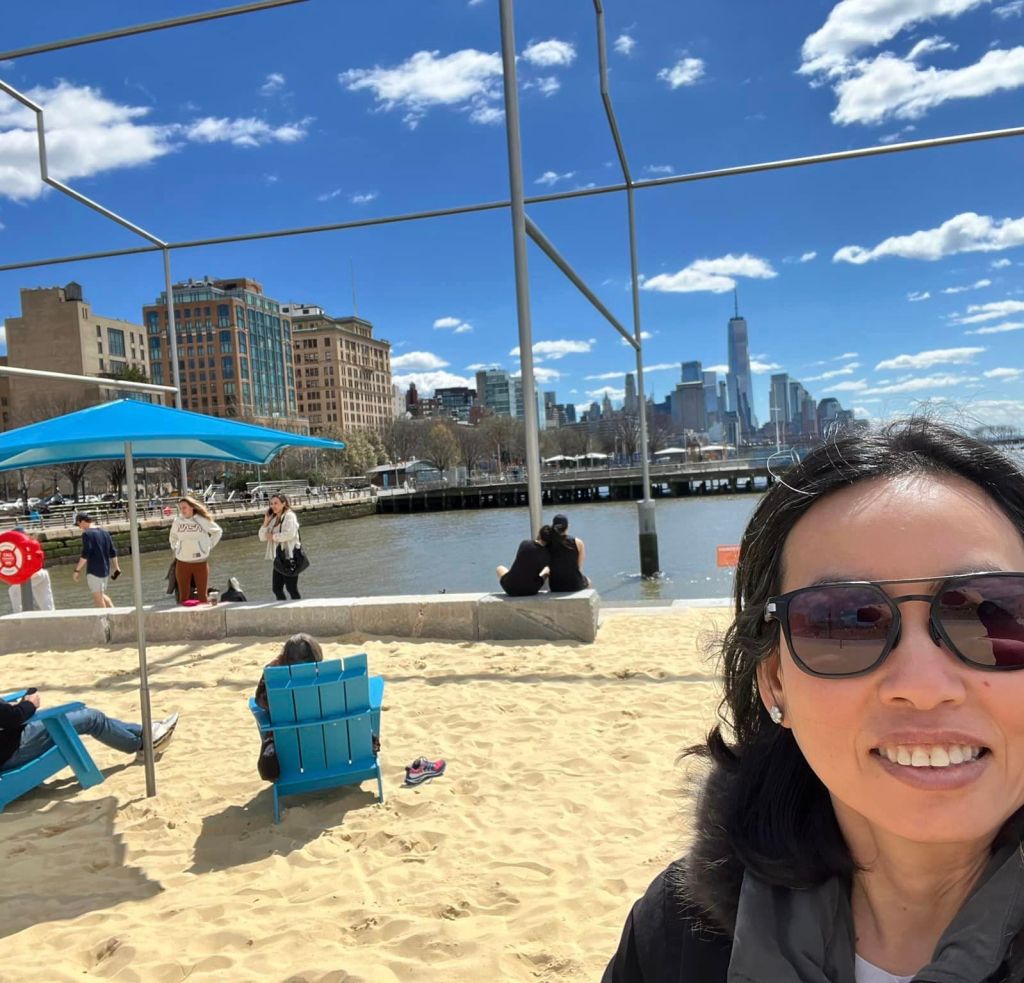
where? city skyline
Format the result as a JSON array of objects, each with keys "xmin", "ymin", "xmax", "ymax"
[{"xmin": 0, "ymin": 1, "xmax": 1021, "ymax": 428}]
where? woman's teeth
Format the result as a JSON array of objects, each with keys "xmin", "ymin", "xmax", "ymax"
[{"xmin": 876, "ymin": 745, "xmax": 983, "ymax": 768}]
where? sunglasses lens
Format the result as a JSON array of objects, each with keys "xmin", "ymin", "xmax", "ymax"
[
  {"xmin": 937, "ymin": 575, "xmax": 1024, "ymax": 669},
  {"xmin": 786, "ymin": 586, "xmax": 893, "ymax": 675}
]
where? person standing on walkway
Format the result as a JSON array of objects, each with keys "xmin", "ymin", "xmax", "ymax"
[
  {"xmin": 258, "ymin": 494, "xmax": 303, "ymax": 600},
  {"xmin": 169, "ymin": 496, "xmax": 223, "ymax": 605},
  {"xmin": 544, "ymin": 513, "xmax": 591, "ymax": 592},
  {"xmin": 72, "ymin": 513, "xmax": 121, "ymax": 608}
]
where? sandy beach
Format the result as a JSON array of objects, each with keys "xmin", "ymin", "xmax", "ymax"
[{"xmin": 1, "ymin": 608, "xmax": 730, "ymax": 982}]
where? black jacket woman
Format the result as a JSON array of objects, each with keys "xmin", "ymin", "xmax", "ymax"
[
  {"xmin": 604, "ymin": 419, "xmax": 1024, "ymax": 982},
  {"xmin": 258, "ymin": 493, "xmax": 303, "ymax": 600},
  {"xmin": 543, "ymin": 513, "xmax": 590, "ymax": 593}
]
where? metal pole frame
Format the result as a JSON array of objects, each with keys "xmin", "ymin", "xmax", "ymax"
[{"xmin": 498, "ymin": 0, "xmax": 543, "ymax": 536}]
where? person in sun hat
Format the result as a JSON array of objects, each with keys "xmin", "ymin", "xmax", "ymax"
[{"xmin": 604, "ymin": 418, "xmax": 1024, "ymax": 982}]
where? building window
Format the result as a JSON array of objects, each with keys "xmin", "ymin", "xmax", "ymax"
[
  {"xmin": 108, "ymin": 328, "xmax": 126, "ymax": 357},
  {"xmin": 222, "ymin": 357, "xmax": 234, "ymax": 379},
  {"xmin": 97, "ymin": 340, "xmax": 103, "ymax": 353},
  {"xmin": 219, "ymin": 330, "xmax": 232, "ymax": 354},
  {"xmin": 151, "ymin": 363, "xmax": 163, "ymax": 384}
]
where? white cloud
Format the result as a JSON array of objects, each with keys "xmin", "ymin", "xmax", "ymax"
[
  {"xmin": 509, "ymin": 339, "xmax": 595, "ymax": 361},
  {"xmin": 465, "ymin": 362, "xmax": 501, "ymax": 371},
  {"xmin": 907, "ymin": 36, "xmax": 958, "ymax": 60},
  {"xmin": 535, "ymin": 169, "xmax": 576, "ymax": 186},
  {"xmin": 585, "ymin": 370, "xmax": 629, "ymax": 381},
  {"xmin": 984, "ymin": 367, "xmax": 1023, "ymax": 378},
  {"xmin": 0, "ymin": 82, "xmax": 174, "ymax": 201},
  {"xmin": 805, "ymin": 363, "xmax": 862, "ymax": 382},
  {"xmin": 953, "ymin": 300, "xmax": 1024, "ymax": 324},
  {"xmin": 863, "ymin": 373, "xmax": 972, "ymax": 395},
  {"xmin": 391, "ymin": 351, "xmax": 450, "ymax": 371},
  {"xmin": 317, "ymin": 188, "xmax": 342, "ymax": 201},
  {"xmin": 392, "ymin": 370, "xmax": 473, "ymax": 393},
  {"xmin": 621, "ymin": 331, "xmax": 654, "ymax": 346},
  {"xmin": 836, "ymin": 351, "xmax": 860, "ymax": 360},
  {"xmin": 994, "ymin": 1, "xmax": 1024, "ymax": 17},
  {"xmin": 830, "ymin": 48, "xmax": 1024, "ymax": 125},
  {"xmin": 875, "ymin": 346, "xmax": 985, "ymax": 371},
  {"xmin": 433, "ymin": 316, "xmax": 473, "ymax": 335},
  {"xmin": 642, "ymin": 253, "xmax": 777, "ymax": 294},
  {"xmin": 260, "ymin": 72, "xmax": 286, "ymax": 96},
  {"xmin": 529, "ymin": 77, "xmax": 561, "ymax": 97},
  {"xmin": 614, "ymin": 34, "xmax": 637, "ymax": 57},
  {"xmin": 587, "ymin": 386, "xmax": 625, "ymax": 401},
  {"xmin": 799, "ymin": 1, "xmax": 1024, "ymax": 125},
  {"xmin": 799, "ymin": 251, "xmax": 817, "ymax": 262},
  {"xmin": 965, "ymin": 320, "xmax": 1024, "ymax": 335},
  {"xmin": 706, "ymin": 363, "xmax": 729, "ymax": 374},
  {"xmin": 513, "ymin": 366, "xmax": 562, "ymax": 383},
  {"xmin": 183, "ymin": 115, "xmax": 312, "ymax": 147},
  {"xmin": 263, "ymin": 173, "xmax": 279, "ymax": 185},
  {"xmin": 657, "ymin": 57, "xmax": 706, "ymax": 89},
  {"xmin": 992, "ymin": 258, "xmax": 1013, "ymax": 268},
  {"xmin": 907, "ymin": 290, "xmax": 931, "ymax": 301},
  {"xmin": 521, "ymin": 39, "xmax": 577, "ymax": 67},
  {"xmin": 750, "ymin": 359, "xmax": 782, "ymax": 374},
  {"xmin": 942, "ymin": 278, "xmax": 992, "ymax": 294},
  {"xmin": 645, "ymin": 164, "xmax": 674, "ymax": 175},
  {"xmin": 835, "ymin": 211, "xmax": 1024, "ymax": 264},
  {"xmin": 339, "ymin": 49, "xmax": 503, "ymax": 128},
  {"xmin": 350, "ymin": 191, "xmax": 378, "ymax": 204},
  {"xmin": 799, "ymin": 0, "xmax": 988, "ymax": 76},
  {"xmin": 825, "ymin": 379, "xmax": 870, "ymax": 392}
]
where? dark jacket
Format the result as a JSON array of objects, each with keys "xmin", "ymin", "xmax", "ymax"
[
  {"xmin": 0, "ymin": 697, "xmax": 37, "ymax": 769},
  {"xmin": 603, "ymin": 762, "xmax": 1024, "ymax": 982}
]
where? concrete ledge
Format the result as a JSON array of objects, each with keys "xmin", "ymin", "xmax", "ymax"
[
  {"xmin": 0, "ymin": 589, "xmax": 600, "ymax": 651},
  {"xmin": 478, "ymin": 589, "xmax": 599, "ymax": 643}
]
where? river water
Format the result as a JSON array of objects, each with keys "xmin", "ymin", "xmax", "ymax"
[{"xmin": 43, "ymin": 495, "xmax": 759, "ymax": 609}]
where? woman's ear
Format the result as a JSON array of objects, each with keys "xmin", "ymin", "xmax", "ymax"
[{"xmin": 756, "ymin": 649, "xmax": 790, "ymax": 729}]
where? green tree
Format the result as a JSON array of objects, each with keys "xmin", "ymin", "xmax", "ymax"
[{"xmin": 425, "ymin": 423, "xmax": 460, "ymax": 472}]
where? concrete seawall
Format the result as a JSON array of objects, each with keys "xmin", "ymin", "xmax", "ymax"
[
  {"xmin": 30, "ymin": 499, "xmax": 376, "ymax": 567},
  {"xmin": 0, "ymin": 589, "xmax": 601, "ymax": 651}
]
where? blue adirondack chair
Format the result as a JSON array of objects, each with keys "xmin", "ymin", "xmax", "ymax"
[
  {"xmin": 248, "ymin": 655, "xmax": 384, "ymax": 823},
  {"xmin": 0, "ymin": 690, "xmax": 105, "ymax": 813}
]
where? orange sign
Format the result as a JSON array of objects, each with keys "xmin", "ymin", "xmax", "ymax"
[{"xmin": 716, "ymin": 545, "xmax": 741, "ymax": 567}]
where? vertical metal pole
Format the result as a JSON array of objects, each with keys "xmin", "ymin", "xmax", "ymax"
[
  {"xmin": 162, "ymin": 249, "xmax": 189, "ymax": 495},
  {"xmin": 594, "ymin": 1, "xmax": 659, "ymax": 575},
  {"xmin": 498, "ymin": 0, "xmax": 543, "ymax": 537},
  {"xmin": 125, "ymin": 441, "xmax": 156, "ymax": 797}
]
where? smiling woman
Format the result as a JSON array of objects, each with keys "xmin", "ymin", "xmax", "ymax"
[{"xmin": 604, "ymin": 418, "xmax": 1024, "ymax": 983}]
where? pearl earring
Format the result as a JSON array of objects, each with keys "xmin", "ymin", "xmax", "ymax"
[{"xmin": 769, "ymin": 705, "xmax": 784, "ymax": 725}]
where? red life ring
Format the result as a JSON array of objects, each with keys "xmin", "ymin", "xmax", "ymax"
[{"xmin": 0, "ymin": 531, "xmax": 45, "ymax": 586}]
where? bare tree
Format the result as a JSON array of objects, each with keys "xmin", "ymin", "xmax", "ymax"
[
  {"xmin": 478, "ymin": 415, "xmax": 518, "ymax": 471},
  {"xmin": 425, "ymin": 422, "xmax": 461, "ymax": 472},
  {"xmin": 452, "ymin": 424, "xmax": 487, "ymax": 475},
  {"xmin": 58, "ymin": 461, "xmax": 94, "ymax": 502},
  {"xmin": 105, "ymin": 459, "xmax": 127, "ymax": 497},
  {"xmin": 380, "ymin": 418, "xmax": 426, "ymax": 463},
  {"xmin": 614, "ymin": 412, "xmax": 643, "ymax": 458}
]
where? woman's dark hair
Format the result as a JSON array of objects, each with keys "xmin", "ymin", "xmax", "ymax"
[
  {"xmin": 271, "ymin": 493, "xmax": 291, "ymax": 513},
  {"xmin": 691, "ymin": 417, "xmax": 1024, "ymax": 890},
  {"xmin": 541, "ymin": 513, "xmax": 574, "ymax": 551},
  {"xmin": 271, "ymin": 632, "xmax": 323, "ymax": 667}
]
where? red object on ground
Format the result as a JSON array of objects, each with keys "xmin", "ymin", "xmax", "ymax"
[
  {"xmin": 0, "ymin": 530, "xmax": 46, "ymax": 585},
  {"xmin": 716, "ymin": 545, "xmax": 741, "ymax": 568}
]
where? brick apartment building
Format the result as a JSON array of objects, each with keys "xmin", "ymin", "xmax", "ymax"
[
  {"xmin": 281, "ymin": 304, "xmax": 392, "ymax": 434},
  {"xmin": 143, "ymin": 276, "xmax": 301, "ymax": 428},
  {"xmin": 3, "ymin": 282, "xmax": 152, "ymax": 425}
]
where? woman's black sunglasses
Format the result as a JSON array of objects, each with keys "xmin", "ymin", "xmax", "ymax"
[{"xmin": 764, "ymin": 571, "xmax": 1024, "ymax": 678}]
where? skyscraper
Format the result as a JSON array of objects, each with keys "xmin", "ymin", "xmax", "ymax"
[
  {"xmin": 769, "ymin": 373, "xmax": 791, "ymax": 426},
  {"xmin": 726, "ymin": 295, "xmax": 756, "ymax": 437},
  {"xmin": 681, "ymin": 360, "xmax": 702, "ymax": 383},
  {"xmin": 623, "ymin": 372, "xmax": 638, "ymax": 415}
]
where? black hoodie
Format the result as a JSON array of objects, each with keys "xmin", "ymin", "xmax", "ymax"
[{"xmin": 0, "ymin": 697, "xmax": 37, "ymax": 768}]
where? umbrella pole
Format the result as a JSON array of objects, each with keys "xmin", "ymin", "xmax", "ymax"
[{"xmin": 125, "ymin": 441, "xmax": 156, "ymax": 797}]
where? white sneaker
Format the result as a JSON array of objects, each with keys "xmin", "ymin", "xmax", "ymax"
[{"xmin": 151, "ymin": 712, "xmax": 179, "ymax": 751}]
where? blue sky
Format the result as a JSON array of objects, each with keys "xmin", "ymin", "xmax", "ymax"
[{"xmin": 1, "ymin": 0, "xmax": 1023, "ymax": 427}]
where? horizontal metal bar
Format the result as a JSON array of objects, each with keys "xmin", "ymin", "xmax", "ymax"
[
  {"xmin": 0, "ymin": 124, "xmax": 1020, "ymax": 274},
  {"xmin": 525, "ymin": 215, "xmax": 637, "ymax": 349},
  {"xmin": 0, "ymin": 365, "xmax": 178, "ymax": 393},
  {"xmin": 0, "ymin": 0, "xmax": 309, "ymax": 61}
]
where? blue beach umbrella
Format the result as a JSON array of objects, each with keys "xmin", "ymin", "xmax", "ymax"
[{"xmin": 0, "ymin": 399, "xmax": 347, "ymax": 796}]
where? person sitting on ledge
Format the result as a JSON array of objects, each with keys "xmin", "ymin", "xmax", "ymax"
[
  {"xmin": 1, "ymin": 690, "xmax": 178, "ymax": 772},
  {"xmin": 543, "ymin": 513, "xmax": 591, "ymax": 593},
  {"xmin": 496, "ymin": 531, "xmax": 551, "ymax": 597}
]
